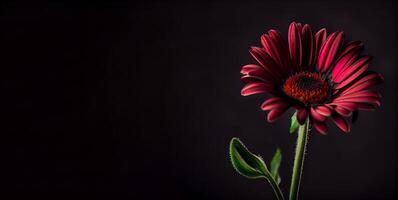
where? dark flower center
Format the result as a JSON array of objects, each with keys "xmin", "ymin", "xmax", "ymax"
[{"xmin": 283, "ymin": 72, "xmax": 330, "ymax": 104}]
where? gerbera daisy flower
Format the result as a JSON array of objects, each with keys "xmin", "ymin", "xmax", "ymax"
[{"xmin": 241, "ymin": 22, "xmax": 383, "ymax": 134}]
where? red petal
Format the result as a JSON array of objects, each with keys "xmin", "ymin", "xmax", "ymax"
[
  {"xmin": 314, "ymin": 105, "xmax": 332, "ymax": 116},
  {"xmin": 297, "ymin": 108, "xmax": 308, "ymax": 125},
  {"xmin": 340, "ymin": 73, "xmax": 383, "ymax": 95},
  {"xmin": 313, "ymin": 120, "xmax": 328, "ymax": 135},
  {"xmin": 337, "ymin": 90, "xmax": 381, "ymax": 99},
  {"xmin": 241, "ymin": 64, "xmax": 259, "ymax": 74},
  {"xmin": 249, "ymin": 47, "xmax": 284, "ymax": 79},
  {"xmin": 328, "ymin": 102, "xmax": 379, "ymax": 112},
  {"xmin": 333, "ymin": 98, "xmax": 380, "ymax": 107},
  {"xmin": 337, "ymin": 41, "xmax": 363, "ymax": 59},
  {"xmin": 301, "ymin": 24, "xmax": 315, "ymax": 69},
  {"xmin": 310, "ymin": 107, "xmax": 326, "ymax": 121},
  {"xmin": 332, "ymin": 44, "xmax": 363, "ymax": 80},
  {"xmin": 241, "ymin": 83, "xmax": 272, "ymax": 96},
  {"xmin": 318, "ymin": 32, "xmax": 344, "ymax": 72},
  {"xmin": 314, "ymin": 28, "xmax": 327, "ymax": 65},
  {"xmin": 240, "ymin": 75, "xmax": 266, "ymax": 83},
  {"xmin": 241, "ymin": 68, "xmax": 275, "ymax": 83},
  {"xmin": 267, "ymin": 106, "xmax": 290, "ymax": 122},
  {"xmin": 261, "ymin": 31, "xmax": 291, "ymax": 72},
  {"xmin": 332, "ymin": 114, "xmax": 351, "ymax": 133},
  {"xmin": 328, "ymin": 102, "xmax": 358, "ymax": 111},
  {"xmin": 269, "ymin": 30, "xmax": 291, "ymax": 69},
  {"xmin": 334, "ymin": 56, "xmax": 372, "ymax": 86},
  {"xmin": 335, "ymin": 106, "xmax": 352, "ymax": 117},
  {"xmin": 261, "ymin": 97, "xmax": 289, "ymax": 111},
  {"xmin": 356, "ymin": 103, "xmax": 378, "ymax": 111},
  {"xmin": 288, "ymin": 22, "xmax": 303, "ymax": 69},
  {"xmin": 249, "ymin": 47, "xmax": 268, "ymax": 66}
]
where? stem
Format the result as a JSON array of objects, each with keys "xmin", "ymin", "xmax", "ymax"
[
  {"xmin": 268, "ymin": 176, "xmax": 285, "ymax": 200},
  {"xmin": 289, "ymin": 118, "xmax": 309, "ymax": 200}
]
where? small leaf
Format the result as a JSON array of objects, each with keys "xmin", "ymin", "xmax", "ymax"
[
  {"xmin": 275, "ymin": 173, "xmax": 281, "ymax": 185},
  {"xmin": 290, "ymin": 112, "xmax": 299, "ymax": 133},
  {"xmin": 229, "ymin": 138, "xmax": 270, "ymax": 179},
  {"xmin": 270, "ymin": 148, "xmax": 282, "ymax": 184}
]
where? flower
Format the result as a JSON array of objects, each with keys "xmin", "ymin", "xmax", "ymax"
[{"xmin": 241, "ymin": 22, "xmax": 383, "ymax": 134}]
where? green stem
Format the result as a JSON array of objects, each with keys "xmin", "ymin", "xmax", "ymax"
[
  {"xmin": 289, "ymin": 118, "xmax": 309, "ymax": 200},
  {"xmin": 268, "ymin": 176, "xmax": 285, "ymax": 200}
]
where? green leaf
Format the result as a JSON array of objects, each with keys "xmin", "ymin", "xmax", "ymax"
[
  {"xmin": 229, "ymin": 139, "xmax": 285, "ymax": 200},
  {"xmin": 270, "ymin": 148, "xmax": 282, "ymax": 184},
  {"xmin": 275, "ymin": 173, "xmax": 281, "ymax": 185},
  {"xmin": 290, "ymin": 112, "xmax": 299, "ymax": 134},
  {"xmin": 229, "ymin": 138, "xmax": 271, "ymax": 179}
]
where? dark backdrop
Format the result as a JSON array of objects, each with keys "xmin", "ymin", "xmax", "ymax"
[{"xmin": 1, "ymin": 1, "xmax": 397, "ymax": 199}]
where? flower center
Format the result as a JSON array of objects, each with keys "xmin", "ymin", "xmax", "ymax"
[{"xmin": 283, "ymin": 72, "xmax": 330, "ymax": 104}]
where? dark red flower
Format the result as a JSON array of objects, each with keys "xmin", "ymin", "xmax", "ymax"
[{"xmin": 241, "ymin": 22, "xmax": 383, "ymax": 134}]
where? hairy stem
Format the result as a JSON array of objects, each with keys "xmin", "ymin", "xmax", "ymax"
[{"xmin": 289, "ymin": 118, "xmax": 309, "ymax": 200}]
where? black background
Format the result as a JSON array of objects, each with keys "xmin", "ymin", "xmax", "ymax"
[{"xmin": 1, "ymin": 1, "xmax": 397, "ymax": 199}]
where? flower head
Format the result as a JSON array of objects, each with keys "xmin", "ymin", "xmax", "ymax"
[{"xmin": 241, "ymin": 22, "xmax": 383, "ymax": 134}]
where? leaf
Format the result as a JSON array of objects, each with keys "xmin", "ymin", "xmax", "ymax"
[
  {"xmin": 270, "ymin": 148, "xmax": 282, "ymax": 184},
  {"xmin": 229, "ymin": 139, "xmax": 285, "ymax": 200},
  {"xmin": 290, "ymin": 112, "xmax": 299, "ymax": 134},
  {"xmin": 275, "ymin": 173, "xmax": 281, "ymax": 185},
  {"xmin": 229, "ymin": 138, "xmax": 271, "ymax": 179}
]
